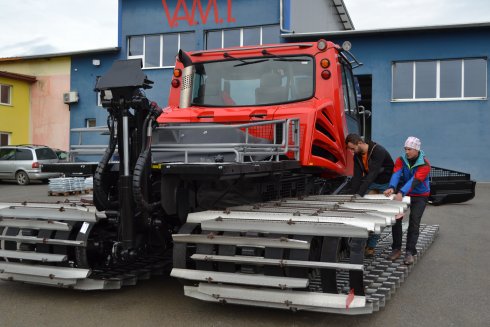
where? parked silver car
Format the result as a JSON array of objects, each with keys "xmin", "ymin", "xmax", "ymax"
[{"xmin": 0, "ymin": 145, "xmax": 62, "ymax": 185}]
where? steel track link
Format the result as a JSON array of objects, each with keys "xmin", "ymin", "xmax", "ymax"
[
  {"xmin": 0, "ymin": 201, "xmax": 173, "ymax": 290},
  {"xmin": 309, "ymin": 223, "xmax": 440, "ymax": 312},
  {"xmin": 172, "ymin": 193, "xmax": 438, "ymax": 314}
]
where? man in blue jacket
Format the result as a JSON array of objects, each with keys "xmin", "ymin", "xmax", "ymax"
[{"xmin": 384, "ymin": 136, "xmax": 431, "ymax": 265}]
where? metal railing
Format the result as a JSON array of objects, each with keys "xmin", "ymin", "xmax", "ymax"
[
  {"xmin": 70, "ymin": 127, "xmax": 113, "ymax": 157},
  {"xmin": 69, "ymin": 119, "xmax": 300, "ymax": 164},
  {"xmin": 152, "ymin": 119, "xmax": 300, "ymax": 163}
]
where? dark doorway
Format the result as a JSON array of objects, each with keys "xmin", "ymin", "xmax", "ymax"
[
  {"xmin": 0, "ymin": 133, "xmax": 9, "ymax": 146},
  {"xmin": 356, "ymin": 75, "xmax": 372, "ymax": 141}
]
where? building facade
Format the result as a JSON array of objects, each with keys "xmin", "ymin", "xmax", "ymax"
[
  {"xmin": 0, "ymin": 56, "xmax": 72, "ymax": 150},
  {"xmin": 68, "ymin": 0, "xmax": 489, "ymax": 180},
  {"xmin": 0, "ymin": 71, "xmax": 36, "ymax": 145}
]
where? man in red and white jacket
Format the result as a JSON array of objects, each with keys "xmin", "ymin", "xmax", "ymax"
[{"xmin": 384, "ymin": 136, "xmax": 431, "ymax": 265}]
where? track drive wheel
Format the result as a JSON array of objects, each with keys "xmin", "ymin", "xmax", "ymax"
[{"xmin": 285, "ymin": 235, "xmax": 322, "ymax": 290}]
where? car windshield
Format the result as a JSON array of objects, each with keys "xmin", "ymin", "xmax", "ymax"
[
  {"xmin": 36, "ymin": 148, "xmax": 58, "ymax": 160},
  {"xmin": 191, "ymin": 55, "xmax": 314, "ymax": 107}
]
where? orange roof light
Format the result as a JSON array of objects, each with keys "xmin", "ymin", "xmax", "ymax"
[
  {"xmin": 320, "ymin": 59, "xmax": 330, "ymax": 68},
  {"xmin": 173, "ymin": 69, "xmax": 182, "ymax": 78}
]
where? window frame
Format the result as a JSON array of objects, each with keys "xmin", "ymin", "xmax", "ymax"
[
  {"xmin": 127, "ymin": 32, "xmax": 195, "ymax": 70},
  {"xmin": 392, "ymin": 58, "xmax": 487, "ymax": 102},
  {"xmin": 0, "ymin": 84, "xmax": 12, "ymax": 105},
  {"xmin": 86, "ymin": 118, "xmax": 96, "ymax": 128},
  {"xmin": 205, "ymin": 25, "xmax": 280, "ymax": 50},
  {"xmin": 0, "ymin": 132, "xmax": 11, "ymax": 146}
]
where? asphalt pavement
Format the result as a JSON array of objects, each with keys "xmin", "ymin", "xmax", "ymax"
[{"xmin": 0, "ymin": 181, "xmax": 489, "ymax": 327}]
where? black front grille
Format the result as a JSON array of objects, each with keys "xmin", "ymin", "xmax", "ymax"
[
  {"xmin": 315, "ymin": 122, "xmax": 336, "ymax": 142},
  {"xmin": 312, "ymin": 144, "xmax": 338, "ymax": 163}
]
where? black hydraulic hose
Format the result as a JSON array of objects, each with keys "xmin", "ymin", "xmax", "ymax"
[
  {"xmin": 140, "ymin": 115, "xmax": 151, "ymax": 150},
  {"xmin": 93, "ymin": 115, "xmax": 118, "ymax": 211},
  {"xmin": 133, "ymin": 147, "xmax": 160, "ymax": 212},
  {"xmin": 133, "ymin": 102, "xmax": 163, "ymax": 212}
]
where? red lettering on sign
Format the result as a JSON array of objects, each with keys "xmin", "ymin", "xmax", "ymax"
[
  {"xmin": 162, "ymin": 0, "xmax": 236, "ymax": 27},
  {"xmin": 191, "ymin": 0, "xmax": 220, "ymax": 25},
  {"xmin": 227, "ymin": 0, "xmax": 236, "ymax": 23}
]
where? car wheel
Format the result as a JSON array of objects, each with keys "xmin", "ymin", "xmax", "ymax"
[
  {"xmin": 15, "ymin": 171, "xmax": 30, "ymax": 185},
  {"xmin": 41, "ymin": 179, "xmax": 50, "ymax": 184}
]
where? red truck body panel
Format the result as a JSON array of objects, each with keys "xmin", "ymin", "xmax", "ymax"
[{"xmin": 157, "ymin": 41, "xmax": 354, "ymax": 177}]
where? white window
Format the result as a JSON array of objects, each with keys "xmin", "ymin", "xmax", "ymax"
[
  {"xmin": 392, "ymin": 58, "xmax": 487, "ymax": 101},
  {"xmin": 205, "ymin": 25, "xmax": 280, "ymax": 49},
  {"xmin": 0, "ymin": 84, "xmax": 12, "ymax": 105},
  {"xmin": 127, "ymin": 32, "xmax": 195, "ymax": 69},
  {"xmin": 0, "ymin": 132, "xmax": 10, "ymax": 145},
  {"xmin": 86, "ymin": 118, "xmax": 96, "ymax": 128}
]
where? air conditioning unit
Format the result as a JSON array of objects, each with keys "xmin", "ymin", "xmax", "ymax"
[{"xmin": 63, "ymin": 91, "xmax": 79, "ymax": 104}]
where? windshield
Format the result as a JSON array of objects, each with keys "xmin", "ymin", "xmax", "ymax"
[{"xmin": 191, "ymin": 55, "xmax": 314, "ymax": 107}]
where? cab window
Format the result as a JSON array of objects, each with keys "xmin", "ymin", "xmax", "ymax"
[{"xmin": 341, "ymin": 62, "xmax": 359, "ymax": 116}]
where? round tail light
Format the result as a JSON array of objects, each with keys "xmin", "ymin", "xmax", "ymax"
[
  {"xmin": 171, "ymin": 79, "xmax": 180, "ymax": 88},
  {"xmin": 321, "ymin": 70, "xmax": 331, "ymax": 80}
]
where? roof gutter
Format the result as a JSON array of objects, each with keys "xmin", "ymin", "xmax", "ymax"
[{"xmin": 281, "ymin": 21, "xmax": 490, "ymax": 39}]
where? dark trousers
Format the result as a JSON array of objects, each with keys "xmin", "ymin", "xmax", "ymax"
[{"xmin": 392, "ymin": 196, "xmax": 428, "ymax": 255}]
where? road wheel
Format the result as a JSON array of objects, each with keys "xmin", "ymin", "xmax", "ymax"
[{"xmin": 15, "ymin": 171, "xmax": 30, "ymax": 185}]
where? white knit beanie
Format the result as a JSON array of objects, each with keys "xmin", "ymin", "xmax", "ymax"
[{"xmin": 405, "ymin": 136, "xmax": 421, "ymax": 151}]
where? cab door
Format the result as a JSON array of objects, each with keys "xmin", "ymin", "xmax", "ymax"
[{"xmin": 340, "ymin": 61, "xmax": 362, "ymax": 136}]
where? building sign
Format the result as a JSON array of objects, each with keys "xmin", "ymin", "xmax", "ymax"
[{"xmin": 162, "ymin": 0, "xmax": 236, "ymax": 28}]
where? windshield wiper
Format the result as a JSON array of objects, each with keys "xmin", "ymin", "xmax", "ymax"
[
  {"xmin": 223, "ymin": 52, "xmax": 269, "ymax": 67},
  {"xmin": 261, "ymin": 49, "xmax": 308, "ymax": 62},
  {"xmin": 234, "ymin": 59, "xmax": 269, "ymax": 67}
]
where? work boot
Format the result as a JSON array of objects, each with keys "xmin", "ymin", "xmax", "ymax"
[
  {"xmin": 404, "ymin": 252, "xmax": 414, "ymax": 265},
  {"xmin": 387, "ymin": 249, "xmax": 401, "ymax": 261},
  {"xmin": 365, "ymin": 247, "xmax": 375, "ymax": 258}
]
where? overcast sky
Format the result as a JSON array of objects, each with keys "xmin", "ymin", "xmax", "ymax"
[{"xmin": 0, "ymin": 0, "xmax": 489, "ymax": 58}]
